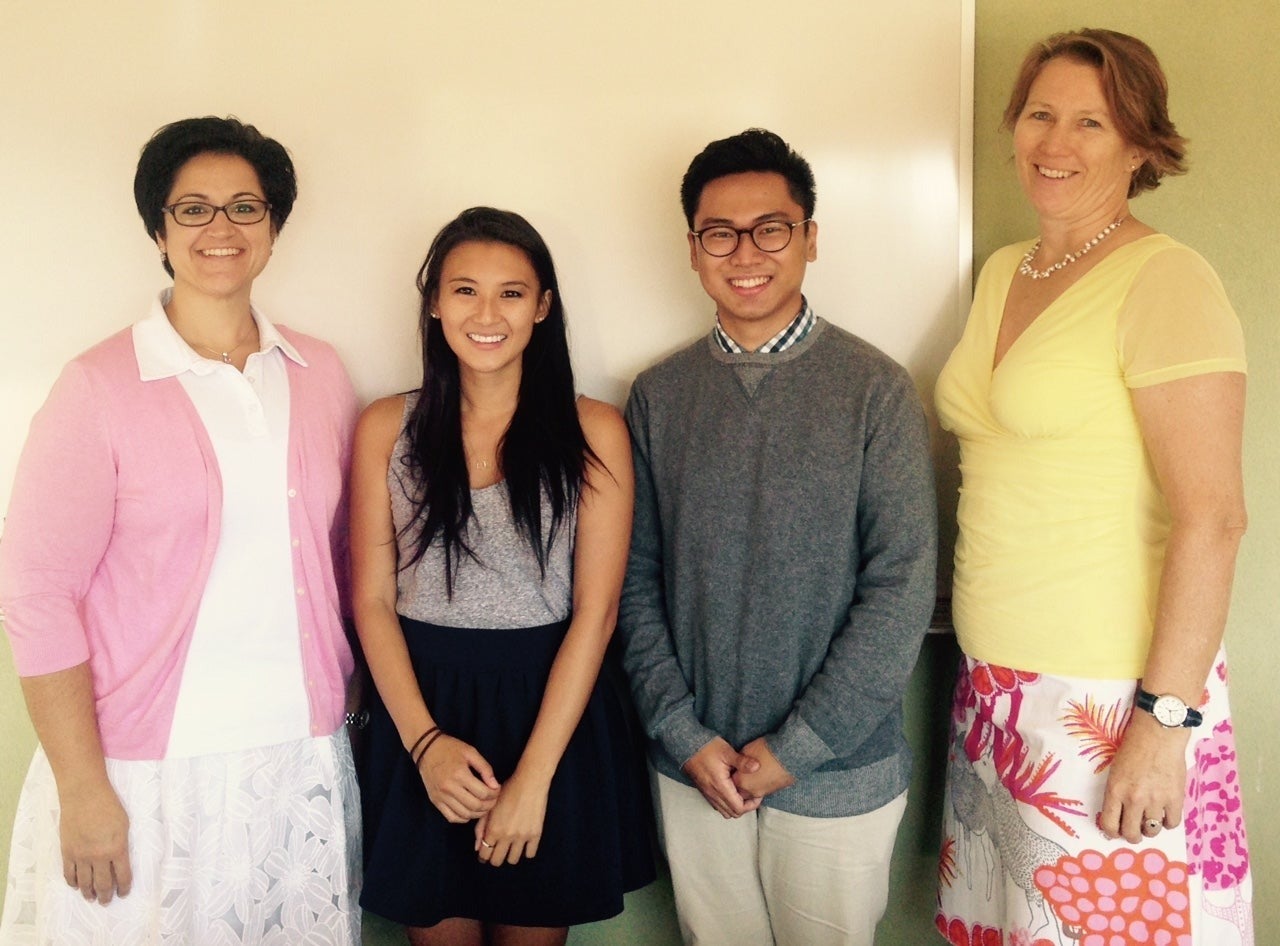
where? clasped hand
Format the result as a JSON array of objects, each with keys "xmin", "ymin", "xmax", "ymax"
[
  {"xmin": 418, "ymin": 736, "xmax": 550, "ymax": 867},
  {"xmin": 683, "ymin": 736, "xmax": 795, "ymax": 818},
  {"xmin": 417, "ymin": 734, "xmax": 501, "ymax": 823},
  {"xmin": 473, "ymin": 770, "xmax": 550, "ymax": 868}
]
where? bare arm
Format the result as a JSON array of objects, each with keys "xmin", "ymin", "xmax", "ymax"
[
  {"xmin": 20, "ymin": 664, "xmax": 131, "ymax": 904},
  {"xmin": 349, "ymin": 396, "xmax": 498, "ymax": 823},
  {"xmin": 476, "ymin": 398, "xmax": 636, "ymax": 865},
  {"xmin": 1101, "ymin": 372, "xmax": 1246, "ymax": 842}
]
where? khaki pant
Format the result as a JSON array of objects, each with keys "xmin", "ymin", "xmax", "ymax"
[{"xmin": 653, "ymin": 771, "xmax": 908, "ymax": 946}]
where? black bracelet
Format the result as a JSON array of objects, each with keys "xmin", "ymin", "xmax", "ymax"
[
  {"xmin": 414, "ymin": 729, "xmax": 448, "ymax": 768},
  {"xmin": 408, "ymin": 726, "xmax": 439, "ymax": 762}
]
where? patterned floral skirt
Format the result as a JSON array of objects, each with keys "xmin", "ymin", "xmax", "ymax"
[
  {"xmin": 935, "ymin": 651, "xmax": 1253, "ymax": 946},
  {"xmin": 0, "ymin": 731, "xmax": 361, "ymax": 945}
]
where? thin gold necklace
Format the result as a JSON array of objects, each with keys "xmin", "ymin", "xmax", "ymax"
[{"xmin": 191, "ymin": 323, "xmax": 257, "ymax": 364}]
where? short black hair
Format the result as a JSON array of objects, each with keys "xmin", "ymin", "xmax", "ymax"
[
  {"xmin": 133, "ymin": 116, "xmax": 297, "ymax": 276},
  {"xmin": 680, "ymin": 128, "xmax": 816, "ymax": 228}
]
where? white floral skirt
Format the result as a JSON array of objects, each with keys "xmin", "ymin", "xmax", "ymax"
[
  {"xmin": 936, "ymin": 651, "xmax": 1253, "ymax": 946},
  {"xmin": 1, "ymin": 731, "xmax": 361, "ymax": 945}
]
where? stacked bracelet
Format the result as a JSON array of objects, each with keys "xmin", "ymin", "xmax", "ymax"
[
  {"xmin": 409, "ymin": 726, "xmax": 447, "ymax": 768},
  {"xmin": 408, "ymin": 727, "xmax": 438, "ymax": 762}
]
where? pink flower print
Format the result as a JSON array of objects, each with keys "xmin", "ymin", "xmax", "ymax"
[
  {"xmin": 1034, "ymin": 848, "xmax": 1192, "ymax": 946},
  {"xmin": 1185, "ymin": 719, "xmax": 1249, "ymax": 889}
]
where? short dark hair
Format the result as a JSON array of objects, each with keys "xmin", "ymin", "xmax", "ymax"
[
  {"xmin": 1003, "ymin": 29, "xmax": 1186, "ymax": 197},
  {"xmin": 680, "ymin": 128, "xmax": 816, "ymax": 228},
  {"xmin": 133, "ymin": 116, "xmax": 298, "ymax": 275}
]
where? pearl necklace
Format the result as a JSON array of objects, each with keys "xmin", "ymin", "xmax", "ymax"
[{"xmin": 1018, "ymin": 217, "xmax": 1126, "ymax": 280}]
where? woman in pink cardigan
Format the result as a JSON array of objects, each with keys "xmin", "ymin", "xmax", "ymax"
[{"xmin": 0, "ymin": 117, "xmax": 362, "ymax": 944}]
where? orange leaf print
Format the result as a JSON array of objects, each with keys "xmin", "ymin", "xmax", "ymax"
[{"xmin": 1061, "ymin": 696, "xmax": 1131, "ymax": 774}]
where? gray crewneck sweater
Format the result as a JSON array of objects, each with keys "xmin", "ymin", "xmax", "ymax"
[{"xmin": 619, "ymin": 317, "xmax": 937, "ymax": 817}]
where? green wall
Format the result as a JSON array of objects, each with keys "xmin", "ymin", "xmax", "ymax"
[{"xmin": 1, "ymin": 5, "xmax": 1274, "ymax": 944}]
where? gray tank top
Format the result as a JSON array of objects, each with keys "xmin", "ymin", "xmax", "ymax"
[{"xmin": 389, "ymin": 395, "xmax": 575, "ymax": 628}]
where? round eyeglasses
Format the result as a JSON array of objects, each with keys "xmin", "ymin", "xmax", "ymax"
[
  {"xmin": 162, "ymin": 199, "xmax": 271, "ymax": 228},
  {"xmin": 690, "ymin": 219, "xmax": 812, "ymax": 257}
]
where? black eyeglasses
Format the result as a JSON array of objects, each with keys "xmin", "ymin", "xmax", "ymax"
[
  {"xmin": 690, "ymin": 219, "xmax": 812, "ymax": 257},
  {"xmin": 162, "ymin": 199, "xmax": 271, "ymax": 228}
]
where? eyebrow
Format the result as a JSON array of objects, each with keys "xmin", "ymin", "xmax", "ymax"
[
  {"xmin": 168, "ymin": 190, "xmax": 263, "ymax": 202},
  {"xmin": 695, "ymin": 211, "xmax": 795, "ymax": 228},
  {"xmin": 445, "ymin": 276, "xmax": 534, "ymax": 288},
  {"xmin": 1025, "ymin": 99, "xmax": 1108, "ymax": 116}
]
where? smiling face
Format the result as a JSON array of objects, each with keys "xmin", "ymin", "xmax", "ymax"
[
  {"xmin": 156, "ymin": 152, "xmax": 275, "ymax": 305},
  {"xmin": 688, "ymin": 171, "xmax": 817, "ymax": 350},
  {"xmin": 1013, "ymin": 56, "xmax": 1143, "ymax": 231},
  {"xmin": 434, "ymin": 240, "xmax": 551, "ymax": 381}
]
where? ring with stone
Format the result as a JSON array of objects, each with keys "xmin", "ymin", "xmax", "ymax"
[{"xmin": 1143, "ymin": 818, "xmax": 1162, "ymax": 833}]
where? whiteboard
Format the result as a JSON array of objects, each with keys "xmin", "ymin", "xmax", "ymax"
[{"xmin": 0, "ymin": 0, "xmax": 973, "ymax": 516}]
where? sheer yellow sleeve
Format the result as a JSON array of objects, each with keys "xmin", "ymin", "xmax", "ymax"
[{"xmin": 1118, "ymin": 244, "xmax": 1247, "ymax": 388}]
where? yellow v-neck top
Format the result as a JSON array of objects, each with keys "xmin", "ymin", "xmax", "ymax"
[{"xmin": 936, "ymin": 234, "xmax": 1246, "ymax": 678}]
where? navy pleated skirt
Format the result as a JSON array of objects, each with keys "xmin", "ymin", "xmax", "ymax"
[{"xmin": 360, "ymin": 616, "xmax": 655, "ymax": 928}]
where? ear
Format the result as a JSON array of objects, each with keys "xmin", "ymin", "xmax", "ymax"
[
  {"xmin": 803, "ymin": 219, "xmax": 818, "ymax": 263},
  {"xmin": 687, "ymin": 231, "xmax": 700, "ymax": 271},
  {"xmin": 535, "ymin": 289, "xmax": 552, "ymax": 323}
]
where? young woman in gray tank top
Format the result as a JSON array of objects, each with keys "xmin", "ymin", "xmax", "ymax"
[{"xmin": 349, "ymin": 207, "xmax": 654, "ymax": 945}]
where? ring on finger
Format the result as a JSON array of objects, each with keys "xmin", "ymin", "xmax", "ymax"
[
  {"xmin": 479, "ymin": 838, "xmax": 494, "ymax": 849},
  {"xmin": 1142, "ymin": 818, "xmax": 1163, "ymax": 834}
]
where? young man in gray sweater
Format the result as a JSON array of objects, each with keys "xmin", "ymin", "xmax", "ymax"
[{"xmin": 618, "ymin": 128, "xmax": 937, "ymax": 946}]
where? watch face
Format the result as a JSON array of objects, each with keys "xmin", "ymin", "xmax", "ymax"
[{"xmin": 1152, "ymin": 695, "xmax": 1188, "ymax": 727}]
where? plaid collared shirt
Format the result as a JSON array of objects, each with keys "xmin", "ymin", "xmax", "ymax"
[{"xmin": 712, "ymin": 299, "xmax": 815, "ymax": 354}]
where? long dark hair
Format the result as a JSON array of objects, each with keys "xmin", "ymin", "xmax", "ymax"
[{"xmin": 400, "ymin": 207, "xmax": 596, "ymax": 595}]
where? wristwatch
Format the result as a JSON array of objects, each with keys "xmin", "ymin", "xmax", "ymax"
[{"xmin": 1135, "ymin": 687, "xmax": 1202, "ymax": 728}]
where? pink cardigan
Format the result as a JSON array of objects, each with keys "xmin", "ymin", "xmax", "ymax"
[{"xmin": 0, "ymin": 325, "xmax": 358, "ymax": 760}]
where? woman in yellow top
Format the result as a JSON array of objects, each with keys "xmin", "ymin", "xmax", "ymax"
[{"xmin": 934, "ymin": 30, "xmax": 1253, "ymax": 946}]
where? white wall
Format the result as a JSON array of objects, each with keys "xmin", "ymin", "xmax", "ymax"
[
  {"xmin": 0, "ymin": 0, "xmax": 971, "ymax": 512},
  {"xmin": 0, "ymin": 2, "xmax": 972, "ymax": 923}
]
